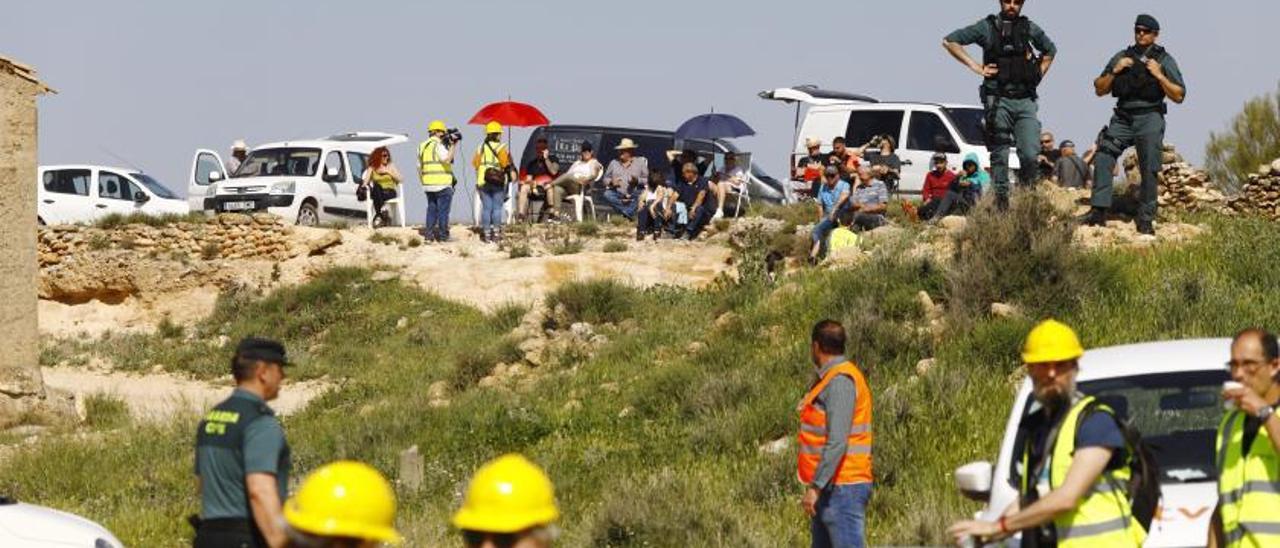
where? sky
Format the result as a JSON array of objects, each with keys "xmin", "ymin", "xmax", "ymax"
[{"xmin": 5, "ymin": 0, "xmax": 1278, "ymax": 217}]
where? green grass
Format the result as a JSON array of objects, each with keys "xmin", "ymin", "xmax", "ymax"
[
  {"xmin": 602, "ymin": 240, "xmax": 628, "ymax": 253},
  {"xmin": 574, "ymin": 221, "xmax": 601, "ymax": 238},
  {"xmin": 84, "ymin": 394, "xmax": 131, "ymax": 430},
  {"xmin": 368, "ymin": 232, "xmax": 401, "ymax": 246},
  {"xmin": 91, "ymin": 212, "xmax": 207, "ymax": 229},
  {"xmin": 11, "ymin": 202, "xmax": 1280, "ymax": 546}
]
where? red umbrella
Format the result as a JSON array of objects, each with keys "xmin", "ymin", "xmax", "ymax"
[{"xmin": 468, "ymin": 101, "xmax": 550, "ymax": 127}]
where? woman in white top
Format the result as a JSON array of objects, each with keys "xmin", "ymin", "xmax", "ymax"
[
  {"xmin": 547, "ymin": 143, "xmax": 603, "ymax": 221},
  {"xmin": 636, "ymin": 171, "xmax": 670, "ymax": 240},
  {"xmin": 713, "ymin": 153, "xmax": 748, "ymax": 220}
]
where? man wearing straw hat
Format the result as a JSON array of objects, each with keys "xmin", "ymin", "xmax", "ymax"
[{"xmin": 602, "ymin": 137, "xmax": 649, "ymax": 220}]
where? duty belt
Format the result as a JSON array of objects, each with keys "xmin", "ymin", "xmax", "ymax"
[{"xmin": 1115, "ymin": 103, "xmax": 1167, "ymax": 120}]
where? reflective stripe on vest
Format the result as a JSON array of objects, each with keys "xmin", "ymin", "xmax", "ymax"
[
  {"xmin": 1029, "ymin": 396, "xmax": 1146, "ymax": 547},
  {"xmin": 796, "ymin": 361, "xmax": 873, "ymax": 486},
  {"xmin": 1217, "ymin": 410, "xmax": 1280, "ymax": 548},
  {"xmin": 476, "ymin": 141, "xmax": 507, "ymax": 187},
  {"xmin": 419, "ymin": 138, "xmax": 453, "ymax": 187}
]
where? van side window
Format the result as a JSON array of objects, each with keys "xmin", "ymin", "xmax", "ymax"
[
  {"xmin": 907, "ymin": 112, "xmax": 960, "ymax": 153},
  {"xmin": 347, "ymin": 152, "xmax": 368, "ymax": 182},
  {"xmin": 845, "ymin": 111, "xmax": 904, "ymax": 150},
  {"xmin": 98, "ymin": 171, "xmax": 143, "ymax": 201},
  {"xmin": 43, "ymin": 169, "xmax": 91, "ymax": 196},
  {"xmin": 323, "ymin": 151, "xmax": 347, "ymax": 182}
]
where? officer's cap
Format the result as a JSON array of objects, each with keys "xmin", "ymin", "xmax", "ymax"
[
  {"xmin": 1135, "ymin": 14, "xmax": 1159, "ymax": 32},
  {"xmin": 235, "ymin": 337, "xmax": 289, "ymax": 366}
]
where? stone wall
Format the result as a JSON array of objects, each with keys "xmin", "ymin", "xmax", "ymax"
[
  {"xmin": 0, "ymin": 58, "xmax": 45, "ymax": 411},
  {"xmin": 38, "ymin": 213, "xmax": 293, "ymax": 267}
]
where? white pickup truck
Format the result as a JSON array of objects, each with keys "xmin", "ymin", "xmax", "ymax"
[{"xmin": 954, "ymin": 338, "xmax": 1231, "ymax": 546}]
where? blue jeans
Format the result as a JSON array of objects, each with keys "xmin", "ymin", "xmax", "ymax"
[
  {"xmin": 666, "ymin": 203, "xmax": 712, "ymax": 239},
  {"xmin": 479, "ymin": 184, "xmax": 505, "ymax": 233},
  {"xmin": 810, "ymin": 483, "xmax": 871, "ymax": 548},
  {"xmin": 811, "ymin": 217, "xmax": 839, "ymax": 257},
  {"xmin": 424, "ymin": 186, "xmax": 453, "ymax": 241},
  {"xmin": 603, "ymin": 188, "xmax": 637, "ymax": 219}
]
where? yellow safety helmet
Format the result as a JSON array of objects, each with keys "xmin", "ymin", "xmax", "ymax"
[
  {"xmin": 452, "ymin": 454, "xmax": 559, "ymax": 534},
  {"xmin": 284, "ymin": 461, "xmax": 402, "ymax": 544},
  {"xmin": 429, "ymin": 120, "xmax": 447, "ymax": 133},
  {"xmin": 1022, "ymin": 319, "xmax": 1085, "ymax": 364},
  {"xmin": 485, "ymin": 121, "xmax": 503, "ymax": 135}
]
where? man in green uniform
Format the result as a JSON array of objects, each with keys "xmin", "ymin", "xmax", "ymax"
[
  {"xmin": 944, "ymin": 0, "xmax": 1057, "ymax": 210},
  {"xmin": 194, "ymin": 338, "xmax": 292, "ymax": 548},
  {"xmin": 1081, "ymin": 14, "xmax": 1186, "ymax": 235}
]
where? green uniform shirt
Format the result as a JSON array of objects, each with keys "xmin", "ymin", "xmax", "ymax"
[
  {"xmin": 945, "ymin": 16, "xmax": 1057, "ymax": 94},
  {"xmin": 195, "ymin": 388, "xmax": 291, "ymax": 520},
  {"xmin": 1101, "ymin": 48, "xmax": 1186, "ymax": 110}
]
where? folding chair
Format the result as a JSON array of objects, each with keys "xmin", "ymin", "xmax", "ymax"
[{"xmin": 366, "ymin": 188, "xmax": 406, "ymax": 228}]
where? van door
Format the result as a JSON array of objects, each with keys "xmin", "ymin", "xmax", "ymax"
[
  {"xmin": 320, "ymin": 149, "xmax": 362, "ymax": 221},
  {"xmin": 96, "ymin": 170, "xmax": 150, "ymax": 217},
  {"xmin": 190, "ymin": 149, "xmax": 227, "ymax": 212},
  {"xmin": 39, "ymin": 168, "xmax": 95, "ymax": 224},
  {"xmin": 901, "ymin": 109, "xmax": 962, "ymax": 193}
]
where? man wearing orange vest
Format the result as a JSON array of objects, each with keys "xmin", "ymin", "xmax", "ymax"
[{"xmin": 798, "ymin": 320, "xmax": 874, "ymax": 548}]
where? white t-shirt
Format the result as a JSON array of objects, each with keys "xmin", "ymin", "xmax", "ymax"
[{"xmin": 567, "ymin": 160, "xmax": 602, "ymax": 183}]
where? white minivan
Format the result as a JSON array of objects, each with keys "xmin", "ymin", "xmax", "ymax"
[
  {"xmin": 190, "ymin": 132, "xmax": 407, "ymax": 226},
  {"xmin": 954, "ymin": 338, "xmax": 1229, "ymax": 546},
  {"xmin": 37, "ymin": 165, "xmax": 188, "ymax": 225},
  {"xmin": 761, "ymin": 85, "xmax": 1020, "ymax": 194}
]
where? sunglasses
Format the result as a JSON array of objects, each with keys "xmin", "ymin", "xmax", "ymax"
[
  {"xmin": 1134, "ymin": 27, "xmax": 1155, "ymax": 35},
  {"xmin": 1002, "ymin": 0, "xmax": 1024, "ymax": 5},
  {"xmin": 463, "ymin": 530, "xmax": 520, "ymax": 548}
]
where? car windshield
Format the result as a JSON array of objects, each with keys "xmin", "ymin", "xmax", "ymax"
[
  {"xmin": 233, "ymin": 148, "xmax": 322, "ymax": 178},
  {"xmin": 130, "ymin": 173, "xmax": 179, "ymax": 199},
  {"xmin": 945, "ymin": 108, "xmax": 986, "ymax": 146},
  {"xmin": 1019, "ymin": 370, "xmax": 1229, "ymax": 484}
]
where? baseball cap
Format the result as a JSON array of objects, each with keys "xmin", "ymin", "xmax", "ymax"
[
  {"xmin": 931, "ymin": 152, "xmax": 948, "ymax": 163},
  {"xmin": 235, "ymin": 337, "xmax": 289, "ymax": 366},
  {"xmin": 1060, "ymin": 140, "xmax": 1075, "ymax": 149}
]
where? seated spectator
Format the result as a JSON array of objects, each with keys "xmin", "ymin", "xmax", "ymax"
[
  {"xmin": 665, "ymin": 162, "xmax": 713, "ymax": 240},
  {"xmin": 547, "ymin": 143, "xmax": 603, "ymax": 221},
  {"xmin": 794, "ymin": 137, "xmax": 828, "ymax": 185},
  {"xmin": 864, "ymin": 136, "xmax": 903, "ymax": 192},
  {"xmin": 1053, "ymin": 140, "xmax": 1089, "ymax": 189},
  {"xmin": 603, "ymin": 138, "xmax": 649, "ymax": 220},
  {"xmin": 518, "ymin": 137, "xmax": 560, "ymax": 222},
  {"xmin": 360, "ymin": 146, "xmax": 402, "ymax": 228},
  {"xmin": 929, "ymin": 152, "xmax": 989, "ymax": 221},
  {"xmin": 1037, "ymin": 131, "xmax": 1060, "ymax": 183},
  {"xmin": 713, "ymin": 153, "xmax": 748, "ymax": 220},
  {"xmin": 809, "ymin": 166, "xmax": 851, "ymax": 262},
  {"xmin": 666, "ymin": 148, "xmax": 710, "ymax": 181},
  {"xmin": 917, "ymin": 153, "xmax": 957, "ymax": 220},
  {"xmin": 828, "ymin": 209, "xmax": 862, "ymax": 254},
  {"xmin": 850, "ymin": 166, "xmax": 889, "ymax": 231},
  {"xmin": 636, "ymin": 171, "xmax": 670, "ymax": 241},
  {"xmin": 828, "ymin": 136, "xmax": 860, "ymax": 178}
]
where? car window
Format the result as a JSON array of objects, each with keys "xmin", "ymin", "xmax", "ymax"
[
  {"xmin": 195, "ymin": 152, "xmax": 223, "ymax": 185},
  {"xmin": 236, "ymin": 148, "xmax": 322, "ymax": 177},
  {"xmin": 945, "ymin": 108, "xmax": 987, "ymax": 146},
  {"xmin": 98, "ymin": 171, "xmax": 143, "ymax": 201},
  {"xmin": 845, "ymin": 110, "xmax": 904, "ymax": 150},
  {"xmin": 907, "ymin": 111, "xmax": 960, "ymax": 153},
  {"xmin": 323, "ymin": 151, "xmax": 347, "ymax": 182},
  {"xmin": 43, "ymin": 169, "xmax": 91, "ymax": 196},
  {"xmin": 347, "ymin": 152, "xmax": 368, "ymax": 182}
]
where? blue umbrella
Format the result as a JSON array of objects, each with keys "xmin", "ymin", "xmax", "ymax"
[{"xmin": 674, "ymin": 113, "xmax": 756, "ymax": 141}]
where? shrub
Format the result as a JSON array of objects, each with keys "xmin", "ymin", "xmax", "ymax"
[
  {"xmin": 1206, "ymin": 83, "xmax": 1280, "ymax": 192},
  {"xmin": 545, "ymin": 279, "xmax": 636, "ymax": 325},
  {"xmin": 84, "ymin": 394, "xmax": 130, "ymax": 430},
  {"xmin": 368, "ymin": 232, "xmax": 400, "ymax": 246},
  {"xmin": 508, "ymin": 244, "xmax": 532, "ymax": 259},
  {"xmin": 548, "ymin": 238, "xmax": 583, "ymax": 256},
  {"xmin": 407, "ymin": 236, "xmax": 423, "ymax": 248},
  {"xmin": 87, "ymin": 233, "xmax": 111, "ymax": 251},
  {"xmin": 602, "ymin": 241, "xmax": 628, "ymax": 253},
  {"xmin": 200, "ymin": 242, "xmax": 220, "ymax": 260},
  {"xmin": 156, "ymin": 316, "xmax": 184, "ymax": 339},
  {"xmin": 574, "ymin": 221, "xmax": 600, "ymax": 238},
  {"xmin": 489, "ymin": 302, "xmax": 529, "ymax": 332},
  {"xmin": 712, "ymin": 218, "xmax": 731, "ymax": 232}
]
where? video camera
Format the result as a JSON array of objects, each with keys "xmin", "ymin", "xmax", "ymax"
[{"xmin": 441, "ymin": 128, "xmax": 464, "ymax": 146}]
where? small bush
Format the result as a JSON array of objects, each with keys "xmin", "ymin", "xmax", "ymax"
[
  {"xmin": 548, "ymin": 238, "xmax": 584, "ymax": 256},
  {"xmin": 200, "ymin": 242, "xmax": 220, "ymax": 260},
  {"xmin": 368, "ymin": 232, "xmax": 400, "ymax": 246},
  {"xmin": 407, "ymin": 237, "xmax": 423, "ymax": 248},
  {"xmin": 545, "ymin": 279, "xmax": 636, "ymax": 326},
  {"xmin": 156, "ymin": 316, "xmax": 184, "ymax": 339},
  {"xmin": 508, "ymin": 244, "xmax": 532, "ymax": 259},
  {"xmin": 575, "ymin": 221, "xmax": 600, "ymax": 238},
  {"xmin": 87, "ymin": 233, "xmax": 111, "ymax": 251},
  {"xmin": 84, "ymin": 394, "xmax": 130, "ymax": 430},
  {"xmin": 448, "ymin": 347, "xmax": 498, "ymax": 390},
  {"xmin": 713, "ymin": 218, "xmax": 731, "ymax": 232},
  {"xmin": 489, "ymin": 302, "xmax": 529, "ymax": 332},
  {"xmin": 602, "ymin": 241, "xmax": 628, "ymax": 253}
]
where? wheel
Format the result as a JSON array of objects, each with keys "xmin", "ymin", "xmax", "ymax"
[{"xmin": 296, "ymin": 202, "xmax": 319, "ymax": 226}]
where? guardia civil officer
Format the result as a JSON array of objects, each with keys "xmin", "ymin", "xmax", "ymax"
[
  {"xmin": 193, "ymin": 338, "xmax": 293, "ymax": 548},
  {"xmin": 944, "ymin": 0, "xmax": 1057, "ymax": 211},
  {"xmin": 1081, "ymin": 14, "xmax": 1186, "ymax": 235}
]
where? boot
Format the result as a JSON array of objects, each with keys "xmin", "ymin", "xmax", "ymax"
[
  {"xmin": 479, "ymin": 229, "xmax": 490, "ymax": 243},
  {"xmin": 1079, "ymin": 207, "xmax": 1107, "ymax": 227},
  {"xmin": 1136, "ymin": 219, "xmax": 1155, "ymax": 236}
]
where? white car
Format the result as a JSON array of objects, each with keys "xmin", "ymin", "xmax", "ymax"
[
  {"xmin": 954, "ymin": 338, "xmax": 1230, "ymax": 547},
  {"xmin": 37, "ymin": 165, "xmax": 188, "ymax": 225},
  {"xmin": 189, "ymin": 132, "xmax": 408, "ymax": 226},
  {"xmin": 760, "ymin": 85, "xmax": 1022, "ymax": 194},
  {"xmin": 0, "ymin": 498, "xmax": 123, "ymax": 547}
]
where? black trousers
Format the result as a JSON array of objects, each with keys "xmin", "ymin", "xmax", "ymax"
[
  {"xmin": 371, "ymin": 185, "xmax": 397, "ymax": 222},
  {"xmin": 193, "ymin": 519, "xmax": 264, "ymax": 548}
]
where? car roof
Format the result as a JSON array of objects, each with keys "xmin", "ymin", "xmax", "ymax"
[
  {"xmin": 759, "ymin": 85, "xmax": 879, "ymax": 105},
  {"xmin": 808, "ymin": 102, "xmax": 983, "ymax": 112},
  {"xmin": 1076, "ymin": 338, "xmax": 1231, "ymax": 381},
  {"xmin": 40, "ymin": 164, "xmax": 142, "ymax": 175},
  {"xmin": 254, "ymin": 132, "xmax": 408, "ymax": 152}
]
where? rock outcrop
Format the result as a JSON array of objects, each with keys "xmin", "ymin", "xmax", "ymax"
[{"xmin": 1226, "ymin": 158, "xmax": 1280, "ymax": 220}]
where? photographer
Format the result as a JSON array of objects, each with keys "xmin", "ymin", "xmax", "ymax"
[
  {"xmin": 519, "ymin": 137, "xmax": 559, "ymax": 222},
  {"xmin": 420, "ymin": 120, "xmax": 459, "ymax": 243},
  {"xmin": 863, "ymin": 135, "xmax": 902, "ymax": 192}
]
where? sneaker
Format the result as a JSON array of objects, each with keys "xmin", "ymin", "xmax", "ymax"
[
  {"xmin": 712, "ymin": 209, "xmax": 724, "ymax": 221},
  {"xmin": 1079, "ymin": 207, "xmax": 1107, "ymax": 227},
  {"xmin": 1136, "ymin": 220, "xmax": 1155, "ymax": 235}
]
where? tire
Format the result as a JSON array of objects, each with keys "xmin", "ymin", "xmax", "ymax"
[{"xmin": 296, "ymin": 202, "xmax": 319, "ymax": 227}]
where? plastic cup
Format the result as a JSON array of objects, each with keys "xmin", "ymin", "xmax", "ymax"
[{"xmin": 1223, "ymin": 381, "xmax": 1244, "ymax": 411}]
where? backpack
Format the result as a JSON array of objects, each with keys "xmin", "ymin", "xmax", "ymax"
[{"xmin": 1080, "ymin": 400, "xmax": 1162, "ymax": 532}]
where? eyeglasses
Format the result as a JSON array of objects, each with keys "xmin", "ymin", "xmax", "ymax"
[
  {"xmin": 1225, "ymin": 359, "xmax": 1269, "ymax": 372},
  {"xmin": 1134, "ymin": 27, "xmax": 1155, "ymax": 35},
  {"xmin": 462, "ymin": 530, "xmax": 519, "ymax": 548},
  {"xmin": 1002, "ymin": 0, "xmax": 1024, "ymax": 5}
]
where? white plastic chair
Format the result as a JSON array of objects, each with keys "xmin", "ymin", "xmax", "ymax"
[
  {"xmin": 564, "ymin": 168, "xmax": 601, "ymax": 222},
  {"xmin": 366, "ymin": 187, "xmax": 406, "ymax": 228}
]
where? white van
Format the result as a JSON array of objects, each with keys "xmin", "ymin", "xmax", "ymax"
[
  {"xmin": 761, "ymin": 85, "xmax": 1020, "ymax": 194},
  {"xmin": 953, "ymin": 338, "xmax": 1229, "ymax": 546},
  {"xmin": 37, "ymin": 165, "xmax": 188, "ymax": 225},
  {"xmin": 190, "ymin": 132, "xmax": 407, "ymax": 226}
]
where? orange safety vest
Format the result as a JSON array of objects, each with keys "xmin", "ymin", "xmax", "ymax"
[{"xmin": 797, "ymin": 361, "xmax": 873, "ymax": 486}]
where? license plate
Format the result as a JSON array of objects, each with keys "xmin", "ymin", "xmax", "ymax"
[{"xmin": 223, "ymin": 201, "xmax": 255, "ymax": 211}]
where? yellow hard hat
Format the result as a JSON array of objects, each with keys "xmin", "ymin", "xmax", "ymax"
[
  {"xmin": 429, "ymin": 120, "xmax": 447, "ymax": 133},
  {"xmin": 485, "ymin": 121, "xmax": 503, "ymax": 134},
  {"xmin": 452, "ymin": 454, "xmax": 559, "ymax": 534},
  {"xmin": 284, "ymin": 461, "xmax": 402, "ymax": 544},
  {"xmin": 1022, "ymin": 319, "xmax": 1085, "ymax": 364}
]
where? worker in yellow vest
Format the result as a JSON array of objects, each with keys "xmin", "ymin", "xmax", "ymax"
[
  {"xmin": 1210, "ymin": 328, "xmax": 1280, "ymax": 547},
  {"xmin": 453, "ymin": 454, "xmax": 560, "ymax": 548},
  {"xmin": 798, "ymin": 319, "xmax": 873, "ymax": 548},
  {"xmin": 420, "ymin": 120, "xmax": 458, "ymax": 243},
  {"xmin": 948, "ymin": 319, "xmax": 1145, "ymax": 547},
  {"xmin": 472, "ymin": 121, "xmax": 515, "ymax": 243},
  {"xmin": 282, "ymin": 461, "xmax": 401, "ymax": 547}
]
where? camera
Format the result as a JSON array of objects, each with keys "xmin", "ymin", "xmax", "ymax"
[{"xmin": 441, "ymin": 128, "xmax": 463, "ymax": 145}]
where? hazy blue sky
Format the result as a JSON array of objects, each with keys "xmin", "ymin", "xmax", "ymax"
[{"xmin": 5, "ymin": 0, "xmax": 1277, "ymax": 209}]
